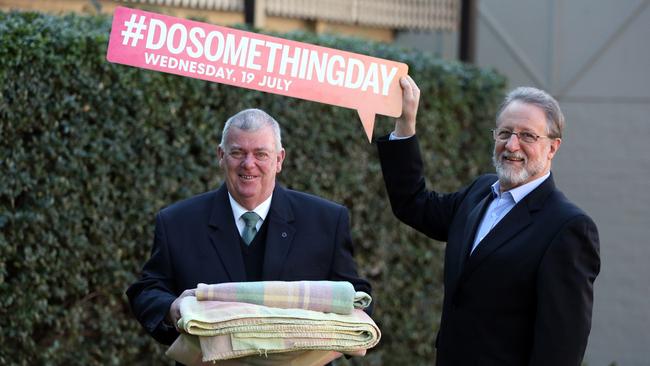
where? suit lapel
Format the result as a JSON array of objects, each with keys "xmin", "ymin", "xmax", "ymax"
[
  {"xmin": 207, "ymin": 184, "xmax": 247, "ymax": 282},
  {"xmin": 456, "ymin": 192, "xmax": 494, "ymax": 276},
  {"xmin": 459, "ymin": 174, "xmax": 557, "ymax": 281},
  {"xmin": 462, "ymin": 203, "xmax": 532, "ymax": 279},
  {"xmin": 262, "ymin": 185, "xmax": 296, "ymax": 280}
]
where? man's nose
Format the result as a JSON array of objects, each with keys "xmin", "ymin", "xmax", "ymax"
[
  {"xmin": 505, "ymin": 133, "xmax": 521, "ymax": 151},
  {"xmin": 241, "ymin": 153, "xmax": 256, "ymax": 167}
]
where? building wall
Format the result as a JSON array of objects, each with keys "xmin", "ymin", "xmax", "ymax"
[
  {"xmin": 394, "ymin": 29, "xmax": 458, "ymax": 61},
  {"xmin": 0, "ymin": 0, "xmax": 394, "ymax": 41},
  {"xmin": 475, "ymin": 1, "xmax": 650, "ymax": 365}
]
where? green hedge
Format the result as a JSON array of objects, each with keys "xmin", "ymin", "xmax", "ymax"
[{"xmin": 0, "ymin": 10, "xmax": 505, "ymax": 365}]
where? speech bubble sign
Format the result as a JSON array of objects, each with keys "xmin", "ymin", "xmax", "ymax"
[{"xmin": 106, "ymin": 6, "xmax": 407, "ymax": 141}]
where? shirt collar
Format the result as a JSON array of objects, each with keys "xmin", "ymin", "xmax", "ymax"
[
  {"xmin": 228, "ymin": 193, "xmax": 273, "ymax": 222},
  {"xmin": 490, "ymin": 172, "xmax": 550, "ymax": 203}
]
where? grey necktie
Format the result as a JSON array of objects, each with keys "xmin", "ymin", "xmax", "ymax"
[{"xmin": 241, "ymin": 211, "xmax": 260, "ymax": 245}]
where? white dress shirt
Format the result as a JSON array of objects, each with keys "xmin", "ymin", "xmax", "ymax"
[{"xmin": 228, "ymin": 193, "xmax": 273, "ymax": 237}]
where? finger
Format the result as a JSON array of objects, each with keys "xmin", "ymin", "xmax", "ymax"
[
  {"xmin": 403, "ymin": 74, "xmax": 414, "ymax": 87},
  {"xmin": 403, "ymin": 76, "xmax": 421, "ymax": 102},
  {"xmin": 180, "ymin": 289, "xmax": 195, "ymax": 298},
  {"xmin": 400, "ymin": 77, "xmax": 414, "ymax": 100},
  {"xmin": 405, "ymin": 75, "xmax": 420, "ymax": 97},
  {"xmin": 399, "ymin": 76, "xmax": 410, "ymax": 88}
]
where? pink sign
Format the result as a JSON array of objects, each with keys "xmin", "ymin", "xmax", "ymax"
[{"xmin": 107, "ymin": 6, "xmax": 408, "ymax": 141}]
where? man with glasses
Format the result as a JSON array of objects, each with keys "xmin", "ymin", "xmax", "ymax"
[
  {"xmin": 376, "ymin": 76, "xmax": 600, "ymax": 366},
  {"xmin": 127, "ymin": 109, "xmax": 371, "ymax": 353}
]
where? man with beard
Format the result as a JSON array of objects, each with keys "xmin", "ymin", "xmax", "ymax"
[{"xmin": 376, "ymin": 76, "xmax": 600, "ymax": 366}]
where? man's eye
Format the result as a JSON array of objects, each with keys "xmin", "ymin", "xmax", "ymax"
[
  {"xmin": 520, "ymin": 132, "xmax": 536, "ymax": 141},
  {"xmin": 498, "ymin": 131, "xmax": 512, "ymax": 139},
  {"xmin": 255, "ymin": 152, "xmax": 269, "ymax": 160},
  {"xmin": 230, "ymin": 151, "xmax": 244, "ymax": 159}
]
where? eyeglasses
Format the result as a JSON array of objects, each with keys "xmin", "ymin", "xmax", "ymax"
[{"xmin": 492, "ymin": 128, "xmax": 551, "ymax": 144}]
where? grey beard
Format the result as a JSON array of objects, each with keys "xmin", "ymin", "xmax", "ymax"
[{"xmin": 492, "ymin": 151, "xmax": 544, "ymax": 190}]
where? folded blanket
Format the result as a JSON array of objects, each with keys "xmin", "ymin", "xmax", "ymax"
[
  {"xmin": 166, "ymin": 334, "xmax": 361, "ymax": 366},
  {"xmin": 196, "ymin": 281, "xmax": 371, "ymax": 315},
  {"xmin": 170, "ymin": 297, "xmax": 380, "ymax": 363}
]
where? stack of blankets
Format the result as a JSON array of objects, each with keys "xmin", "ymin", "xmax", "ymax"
[{"xmin": 166, "ymin": 280, "xmax": 380, "ymax": 366}]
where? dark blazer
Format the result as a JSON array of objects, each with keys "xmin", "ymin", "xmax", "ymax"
[
  {"xmin": 126, "ymin": 183, "xmax": 371, "ymax": 345},
  {"xmin": 377, "ymin": 136, "xmax": 599, "ymax": 366}
]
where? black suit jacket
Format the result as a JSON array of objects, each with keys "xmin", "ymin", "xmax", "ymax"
[
  {"xmin": 126, "ymin": 183, "xmax": 371, "ymax": 345},
  {"xmin": 377, "ymin": 136, "xmax": 599, "ymax": 366}
]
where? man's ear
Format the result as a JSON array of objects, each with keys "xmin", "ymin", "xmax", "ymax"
[
  {"xmin": 217, "ymin": 146, "xmax": 225, "ymax": 167},
  {"xmin": 276, "ymin": 148, "xmax": 286, "ymax": 173},
  {"xmin": 548, "ymin": 138, "xmax": 562, "ymax": 160}
]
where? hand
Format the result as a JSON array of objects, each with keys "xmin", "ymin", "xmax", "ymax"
[
  {"xmin": 394, "ymin": 75, "xmax": 420, "ymax": 138},
  {"xmin": 167, "ymin": 288, "xmax": 196, "ymax": 333}
]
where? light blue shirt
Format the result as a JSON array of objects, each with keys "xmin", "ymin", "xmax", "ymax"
[
  {"xmin": 471, "ymin": 173, "xmax": 550, "ymax": 254},
  {"xmin": 388, "ymin": 132, "xmax": 413, "ymax": 140}
]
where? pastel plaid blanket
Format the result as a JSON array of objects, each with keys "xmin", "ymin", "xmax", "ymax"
[
  {"xmin": 196, "ymin": 281, "xmax": 371, "ymax": 315},
  {"xmin": 167, "ymin": 334, "xmax": 363, "ymax": 366},
  {"xmin": 166, "ymin": 296, "xmax": 380, "ymax": 364}
]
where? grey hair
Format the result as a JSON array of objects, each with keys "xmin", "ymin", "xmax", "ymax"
[
  {"xmin": 497, "ymin": 87, "xmax": 565, "ymax": 138},
  {"xmin": 219, "ymin": 109, "xmax": 283, "ymax": 151}
]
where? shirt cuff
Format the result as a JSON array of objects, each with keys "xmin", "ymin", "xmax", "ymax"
[{"xmin": 389, "ymin": 132, "xmax": 415, "ymax": 140}]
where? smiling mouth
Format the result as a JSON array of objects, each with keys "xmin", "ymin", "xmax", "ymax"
[
  {"xmin": 239, "ymin": 174, "xmax": 257, "ymax": 180},
  {"xmin": 501, "ymin": 152, "xmax": 526, "ymax": 163}
]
